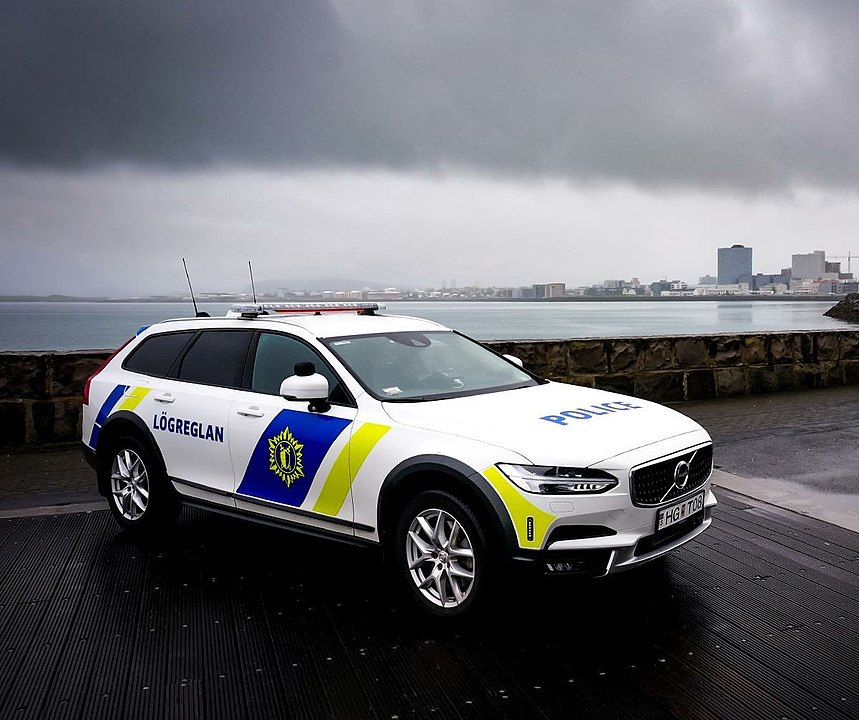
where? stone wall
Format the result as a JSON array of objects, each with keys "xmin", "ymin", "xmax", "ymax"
[
  {"xmin": 3, "ymin": 328, "xmax": 859, "ymax": 447},
  {"xmin": 486, "ymin": 329, "xmax": 859, "ymax": 402},
  {"xmin": 0, "ymin": 351, "xmax": 107, "ymax": 446}
]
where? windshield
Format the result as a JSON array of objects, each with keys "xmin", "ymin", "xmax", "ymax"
[{"xmin": 325, "ymin": 331, "xmax": 539, "ymax": 401}]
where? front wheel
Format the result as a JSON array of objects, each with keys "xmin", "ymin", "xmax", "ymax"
[
  {"xmin": 102, "ymin": 436, "xmax": 179, "ymax": 534},
  {"xmin": 393, "ymin": 490, "xmax": 491, "ymax": 617}
]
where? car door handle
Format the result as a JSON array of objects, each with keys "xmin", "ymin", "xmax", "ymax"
[
  {"xmin": 154, "ymin": 393, "xmax": 175, "ymax": 403},
  {"xmin": 236, "ymin": 406, "xmax": 265, "ymax": 418}
]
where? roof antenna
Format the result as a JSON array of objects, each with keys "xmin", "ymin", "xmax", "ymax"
[
  {"xmin": 248, "ymin": 260, "xmax": 258, "ymax": 304},
  {"xmin": 182, "ymin": 258, "xmax": 209, "ymax": 317}
]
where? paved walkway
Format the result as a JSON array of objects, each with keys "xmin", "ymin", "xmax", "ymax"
[
  {"xmin": 672, "ymin": 385, "xmax": 859, "ymax": 532},
  {"xmin": 0, "ymin": 445, "xmax": 102, "ymax": 517}
]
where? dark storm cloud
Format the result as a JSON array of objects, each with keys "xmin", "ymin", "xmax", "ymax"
[{"xmin": 2, "ymin": 0, "xmax": 857, "ymax": 191}]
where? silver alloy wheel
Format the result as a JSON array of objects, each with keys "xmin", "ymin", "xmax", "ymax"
[
  {"xmin": 406, "ymin": 507, "xmax": 476, "ymax": 608},
  {"xmin": 110, "ymin": 448, "xmax": 150, "ymax": 521}
]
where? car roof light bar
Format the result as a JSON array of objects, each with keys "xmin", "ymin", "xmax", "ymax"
[{"xmin": 229, "ymin": 302, "xmax": 382, "ymax": 318}]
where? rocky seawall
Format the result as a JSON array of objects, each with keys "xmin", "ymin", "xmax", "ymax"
[{"xmin": 824, "ymin": 293, "xmax": 859, "ymax": 323}]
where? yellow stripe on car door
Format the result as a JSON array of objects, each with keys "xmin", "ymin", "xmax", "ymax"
[{"xmin": 313, "ymin": 423, "xmax": 391, "ymax": 517}]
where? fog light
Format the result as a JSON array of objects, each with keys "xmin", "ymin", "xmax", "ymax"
[{"xmin": 546, "ymin": 561, "xmax": 576, "ymax": 573}]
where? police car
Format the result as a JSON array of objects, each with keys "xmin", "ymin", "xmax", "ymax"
[{"xmin": 82, "ymin": 302, "xmax": 715, "ymax": 616}]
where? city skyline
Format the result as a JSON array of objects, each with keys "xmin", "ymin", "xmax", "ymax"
[{"xmin": 4, "ymin": 238, "xmax": 854, "ymax": 300}]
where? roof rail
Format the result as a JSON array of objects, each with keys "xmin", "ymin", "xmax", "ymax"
[{"xmin": 228, "ymin": 302, "xmax": 382, "ymax": 318}]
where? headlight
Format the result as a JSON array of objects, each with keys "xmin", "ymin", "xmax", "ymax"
[{"xmin": 497, "ymin": 463, "xmax": 618, "ymax": 495}]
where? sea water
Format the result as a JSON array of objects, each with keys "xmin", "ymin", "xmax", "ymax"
[{"xmin": 0, "ymin": 299, "xmax": 848, "ymax": 351}]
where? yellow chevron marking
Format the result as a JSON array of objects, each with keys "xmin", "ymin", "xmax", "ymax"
[
  {"xmin": 117, "ymin": 386, "xmax": 151, "ymax": 412},
  {"xmin": 483, "ymin": 465, "xmax": 556, "ymax": 548}
]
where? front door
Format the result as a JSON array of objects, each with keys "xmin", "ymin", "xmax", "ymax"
[{"xmin": 228, "ymin": 331, "xmax": 359, "ymax": 529}]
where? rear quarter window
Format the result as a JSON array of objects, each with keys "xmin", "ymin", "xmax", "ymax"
[{"xmin": 124, "ymin": 331, "xmax": 195, "ymax": 377}]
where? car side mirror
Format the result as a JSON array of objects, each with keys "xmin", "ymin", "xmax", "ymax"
[
  {"xmin": 280, "ymin": 362, "xmax": 331, "ymax": 413},
  {"xmin": 503, "ymin": 354, "xmax": 524, "ymax": 368}
]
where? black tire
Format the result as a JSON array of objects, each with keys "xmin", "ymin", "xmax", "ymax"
[
  {"xmin": 392, "ymin": 490, "xmax": 491, "ymax": 618},
  {"xmin": 101, "ymin": 435, "xmax": 179, "ymax": 534}
]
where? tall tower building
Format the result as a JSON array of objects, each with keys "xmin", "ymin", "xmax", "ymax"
[
  {"xmin": 717, "ymin": 245, "xmax": 753, "ymax": 284},
  {"xmin": 791, "ymin": 251, "xmax": 826, "ymax": 280}
]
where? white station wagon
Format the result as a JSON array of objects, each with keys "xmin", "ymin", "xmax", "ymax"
[{"xmin": 82, "ymin": 302, "xmax": 716, "ymax": 616}]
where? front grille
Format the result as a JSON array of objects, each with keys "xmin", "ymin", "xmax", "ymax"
[{"xmin": 630, "ymin": 444, "xmax": 713, "ymax": 507}]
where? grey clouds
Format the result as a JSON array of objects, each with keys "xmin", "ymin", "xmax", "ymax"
[
  {"xmin": 3, "ymin": 0, "xmax": 859, "ymax": 193},
  {"xmin": 3, "ymin": 1, "xmax": 859, "ymax": 298}
]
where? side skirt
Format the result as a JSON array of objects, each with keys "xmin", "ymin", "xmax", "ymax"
[{"xmin": 171, "ymin": 477, "xmax": 377, "ymax": 547}]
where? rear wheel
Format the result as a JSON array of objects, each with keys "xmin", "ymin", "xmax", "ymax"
[
  {"xmin": 103, "ymin": 436, "xmax": 179, "ymax": 534},
  {"xmin": 393, "ymin": 490, "xmax": 490, "ymax": 617}
]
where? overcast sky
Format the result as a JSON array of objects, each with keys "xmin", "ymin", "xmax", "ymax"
[{"xmin": 2, "ymin": 0, "xmax": 858, "ymax": 296}]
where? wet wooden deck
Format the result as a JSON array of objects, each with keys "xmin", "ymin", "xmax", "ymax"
[{"xmin": 0, "ymin": 488, "xmax": 856, "ymax": 719}]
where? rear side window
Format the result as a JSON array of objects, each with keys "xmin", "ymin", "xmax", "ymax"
[
  {"xmin": 124, "ymin": 331, "xmax": 195, "ymax": 377},
  {"xmin": 177, "ymin": 330, "xmax": 252, "ymax": 388}
]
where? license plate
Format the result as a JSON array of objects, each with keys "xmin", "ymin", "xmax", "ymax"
[{"xmin": 657, "ymin": 492, "xmax": 705, "ymax": 531}]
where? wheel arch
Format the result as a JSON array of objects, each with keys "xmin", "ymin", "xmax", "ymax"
[
  {"xmin": 95, "ymin": 411, "xmax": 168, "ymax": 497},
  {"xmin": 377, "ymin": 455, "xmax": 517, "ymax": 553}
]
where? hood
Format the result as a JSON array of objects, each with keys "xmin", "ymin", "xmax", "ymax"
[{"xmin": 382, "ymin": 382, "xmax": 708, "ymax": 466}]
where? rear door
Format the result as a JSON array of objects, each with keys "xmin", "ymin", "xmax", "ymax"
[{"xmin": 154, "ymin": 329, "xmax": 252, "ymax": 498}]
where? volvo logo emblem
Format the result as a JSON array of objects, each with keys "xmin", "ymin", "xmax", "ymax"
[{"xmin": 674, "ymin": 460, "xmax": 690, "ymax": 488}]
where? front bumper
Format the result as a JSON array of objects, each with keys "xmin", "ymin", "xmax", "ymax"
[{"xmin": 510, "ymin": 488, "xmax": 717, "ymax": 576}]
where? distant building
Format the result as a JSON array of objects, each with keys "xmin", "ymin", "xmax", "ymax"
[
  {"xmin": 789, "ymin": 278, "xmax": 817, "ymax": 294},
  {"xmin": 717, "ymin": 245, "xmax": 753, "ymax": 284},
  {"xmin": 665, "ymin": 281, "xmax": 695, "ymax": 296},
  {"xmin": 791, "ymin": 251, "xmax": 826, "ymax": 280},
  {"xmin": 367, "ymin": 288, "xmax": 403, "ymax": 301},
  {"xmin": 650, "ymin": 281, "xmax": 672, "ymax": 297},
  {"xmin": 816, "ymin": 279, "xmax": 840, "ymax": 295},
  {"xmin": 533, "ymin": 283, "xmax": 566, "ymax": 298},
  {"xmin": 698, "ymin": 274, "xmax": 718, "ymax": 285},
  {"xmin": 749, "ymin": 273, "xmax": 790, "ymax": 291},
  {"xmin": 694, "ymin": 283, "xmax": 751, "ymax": 296}
]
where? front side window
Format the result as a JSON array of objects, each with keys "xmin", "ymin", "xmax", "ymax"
[
  {"xmin": 325, "ymin": 331, "xmax": 538, "ymax": 401},
  {"xmin": 176, "ymin": 330, "xmax": 252, "ymax": 388},
  {"xmin": 252, "ymin": 332, "xmax": 350, "ymax": 405}
]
